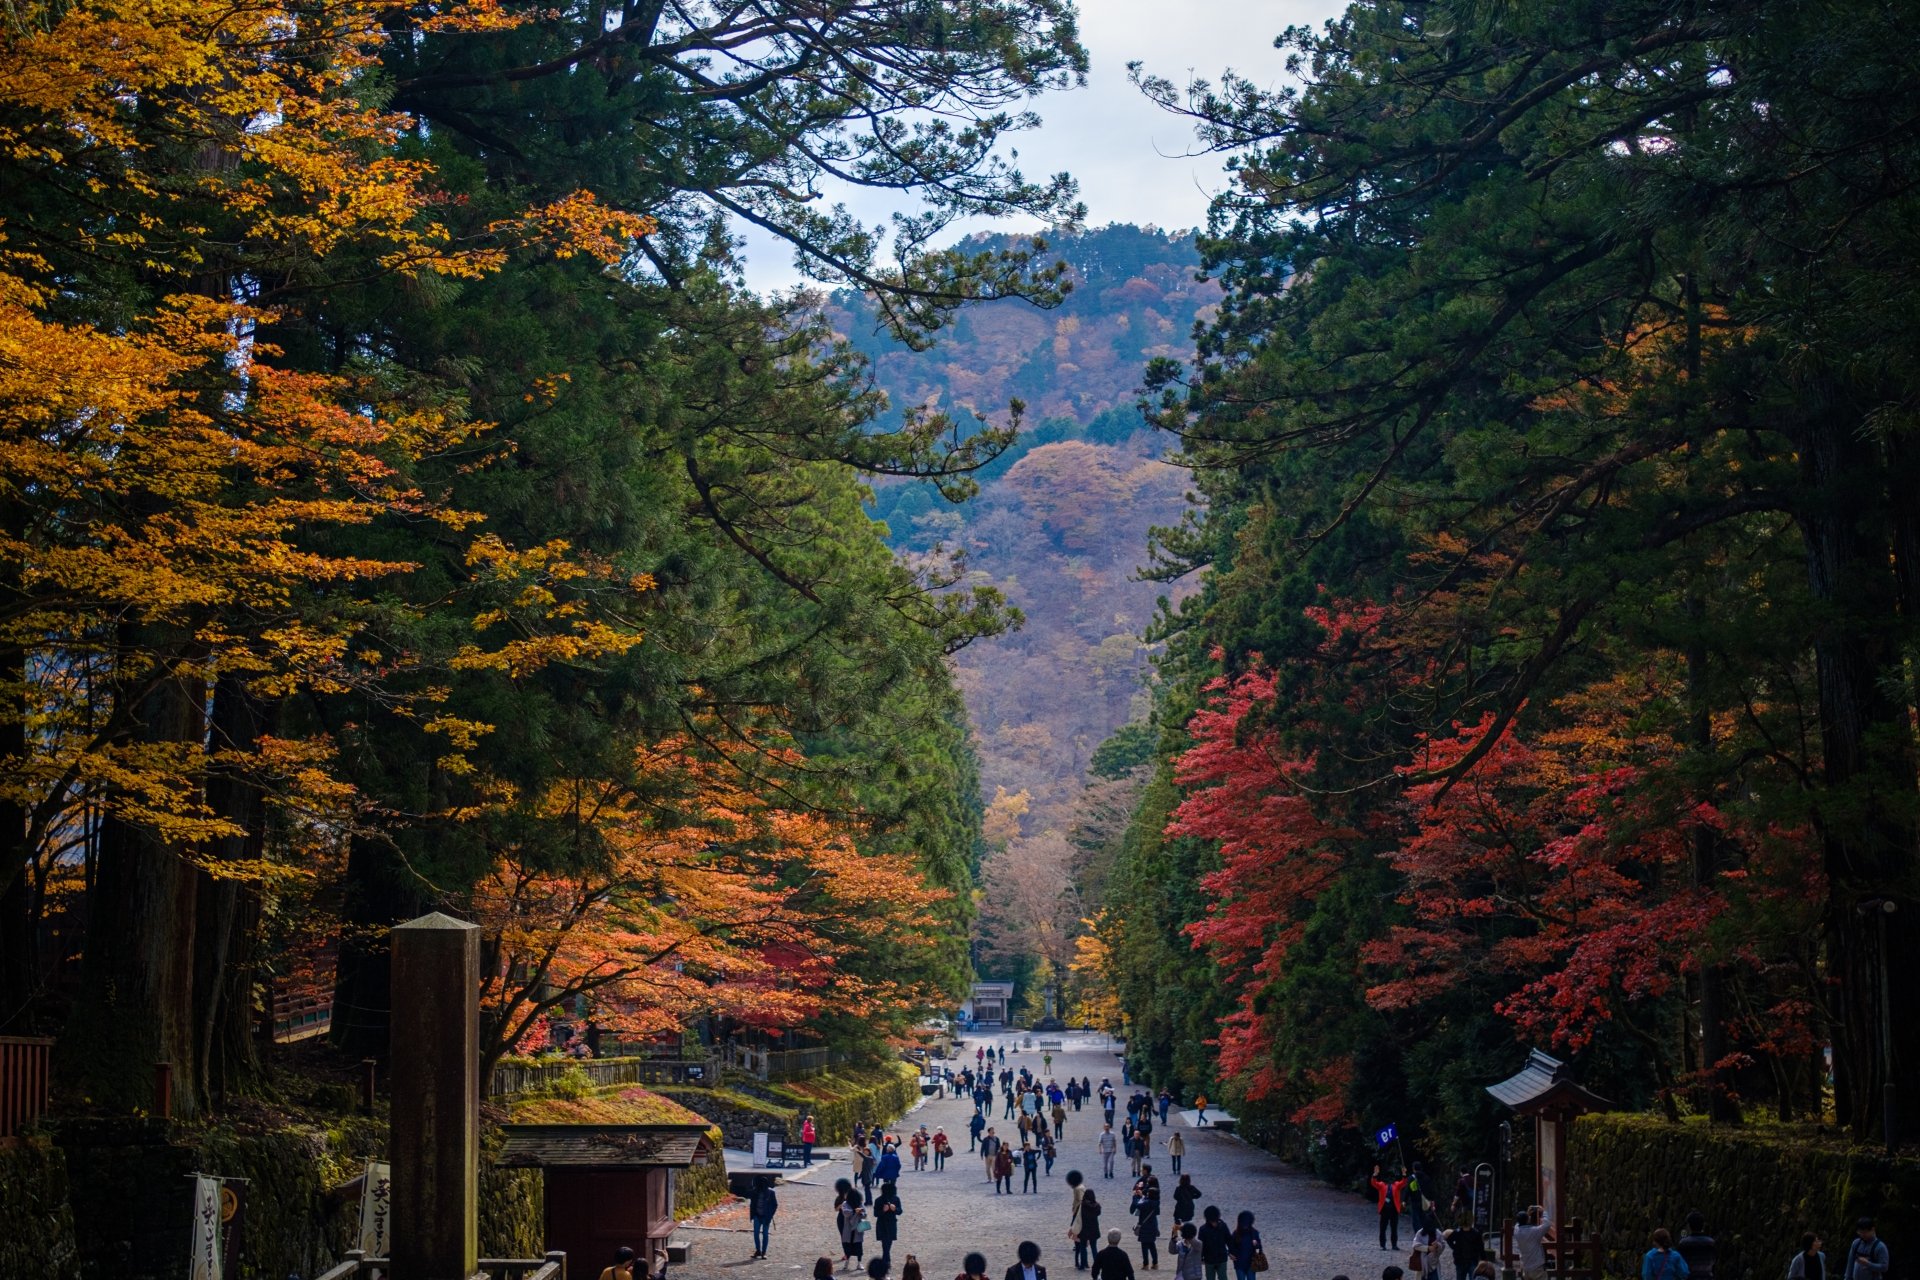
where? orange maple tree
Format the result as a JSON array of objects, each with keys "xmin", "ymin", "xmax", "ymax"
[{"xmin": 469, "ymin": 734, "xmax": 950, "ymax": 1072}]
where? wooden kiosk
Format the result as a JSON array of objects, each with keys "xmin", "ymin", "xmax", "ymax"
[
  {"xmin": 1486, "ymin": 1050, "xmax": 1608, "ymax": 1280},
  {"xmin": 498, "ymin": 1123, "xmax": 716, "ymax": 1279}
]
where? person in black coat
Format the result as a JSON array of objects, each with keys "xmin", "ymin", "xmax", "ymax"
[
  {"xmin": 1094, "ymin": 1230, "xmax": 1138, "ymax": 1280},
  {"xmin": 1005, "ymin": 1241, "xmax": 1048, "ymax": 1280},
  {"xmin": 873, "ymin": 1182, "xmax": 902, "ymax": 1267}
]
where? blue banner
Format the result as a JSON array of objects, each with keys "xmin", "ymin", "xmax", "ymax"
[{"xmin": 1376, "ymin": 1123, "xmax": 1398, "ymax": 1147}]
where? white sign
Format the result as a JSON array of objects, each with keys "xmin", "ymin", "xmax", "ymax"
[
  {"xmin": 190, "ymin": 1175, "xmax": 222, "ymax": 1280},
  {"xmin": 359, "ymin": 1160, "xmax": 393, "ymax": 1257},
  {"xmin": 751, "ymin": 1132, "xmax": 769, "ymax": 1167}
]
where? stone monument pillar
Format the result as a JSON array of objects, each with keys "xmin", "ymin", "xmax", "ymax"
[{"xmin": 389, "ymin": 912, "xmax": 481, "ymax": 1280}]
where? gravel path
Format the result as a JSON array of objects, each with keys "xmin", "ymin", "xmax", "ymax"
[{"xmin": 671, "ymin": 1036, "xmax": 1386, "ymax": 1280}]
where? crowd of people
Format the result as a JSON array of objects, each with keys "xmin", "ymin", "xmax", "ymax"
[{"xmin": 636, "ymin": 1042, "xmax": 1894, "ymax": 1280}]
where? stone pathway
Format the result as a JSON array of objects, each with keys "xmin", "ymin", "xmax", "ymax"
[{"xmin": 670, "ymin": 1036, "xmax": 1386, "ymax": 1280}]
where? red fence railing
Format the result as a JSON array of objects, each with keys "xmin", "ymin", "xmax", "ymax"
[{"xmin": 0, "ymin": 1035, "xmax": 53, "ymax": 1140}]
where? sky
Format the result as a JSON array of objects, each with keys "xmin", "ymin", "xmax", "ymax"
[{"xmin": 732, "ymin": 0, "xmax": 1341, "ymax": 295}]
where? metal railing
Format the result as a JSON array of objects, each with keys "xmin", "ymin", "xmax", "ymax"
[
  {"xmin": 316, "ymin": 1251, "xmax": 565, "ymax": 1280},
  {"xmin": 489, "ymin": 1054, "xmax": 724, "ymax": 1097}
]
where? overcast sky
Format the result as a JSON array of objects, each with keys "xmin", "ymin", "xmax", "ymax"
[{"xmin": 733, "ymin": 0, "xmax": 1341, "ymax": 295}]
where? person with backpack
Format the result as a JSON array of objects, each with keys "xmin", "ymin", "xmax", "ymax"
[
  {"xmin": 970, "ymin": 1111, "xmax": 987, "ymax": 1152},
  {"xmin": 749, "ymin": 1177, "xmax": 778, "ymax": 1259},
  {"xmin": 1787, "ymin": 1234, "xmax": 1826, "ymax": 1280},
  {"xmin": 1845, "ymin": 1220, "xmax": 1889, "ymax": 1280},
  {"xmin": 1644, "ymin": 1231, "xmax": 1689, "ymax": 1280}
]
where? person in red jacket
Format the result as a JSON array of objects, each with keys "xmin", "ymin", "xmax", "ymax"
[{"xmin": 1371, "ymin": 1165, "xmax": 1408, "ymax": 1251}]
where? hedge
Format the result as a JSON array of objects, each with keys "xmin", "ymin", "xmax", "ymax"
[
  {"xmin": 1569, "ymin": 1114, "xmax": 1920, "ymax": 1280},
  {"xmin": 0, "ymin": 1138, "xmax": 79, "ymax": 1280}
]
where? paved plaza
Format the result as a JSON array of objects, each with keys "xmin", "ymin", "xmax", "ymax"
[{"xmin": 675, "ymin": 1036, "xmax": 1384, "ymax": 1280}]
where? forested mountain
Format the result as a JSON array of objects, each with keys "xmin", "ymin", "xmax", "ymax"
[{"xmin": 840, "ymin": 227, "xmax": 1215, "ymax": 840}]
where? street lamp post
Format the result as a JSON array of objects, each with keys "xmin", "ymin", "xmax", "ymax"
[{"xmin": 1859, "ymin": 898, "xmax": 1899, "ymax": 1154}]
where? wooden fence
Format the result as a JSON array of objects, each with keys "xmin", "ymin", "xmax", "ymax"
[
  {"xmin": 0, "ymin": 1035, "xmax": 53, "ymax": 1140},
  {"xmin": 488, "ymin": 1053, "xmax": 724, "ymax": 1097}
]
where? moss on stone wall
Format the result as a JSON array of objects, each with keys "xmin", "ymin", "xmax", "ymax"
[
  {"xmin": 1569, "ymin": 1114, "xmax": 1920, "ymax": 1280},
  {"xmin": 0, "ymin": 1138, "xmax": 80, "ymax": 1280},
  {"xmin": 674, "ymin": 1141, "xmax": 731, "ymax": 1220}
]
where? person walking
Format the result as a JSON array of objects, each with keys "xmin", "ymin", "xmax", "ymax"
[
  {"xmin": 1844, "ymin": 1220, "xmax": 1888, "ymax": 1280},
  {"xmin": 1135, "ymin": 1186, "xmax": 1162, "ymax": 1271},
  {"xmin": 1054, "ymin": 1098, "xmax": 1070, "ymax": 1139},
  {"xmin": 838, "ymin": 1192, "xmax": 868, "ymax": 1272},
  {"xmin": 1643, "ymin": 1230, "xmax": 1690, "ymax": 1280},
  {"xmin": 933, "ymin": 1129, "xmax": 951, "ymax": 1171},
  {"xmin": 873, "ymin": 1182, "xmax": 902, "ymax": 1268},
  {"xmin": 877, "ymin": 1143, "xmax": 902, "ymax": 1185},
  {"xmin": 1158, "ymin": 1089, "xmax": 1173, "ymax": 1125},
  {"xmin": 1196, "ymin": 1206, "xmax": 1232, "ymax": 1280},
  {"xmin": 994, "ymin": 1143, "xmax": 1016, "ymax": 1194},
  {"xmin": 1229, "ymin": 1212, "xmax": 1263, "ymax": 1280},
  {"xmin": 1099, "ymin": 1124, "xmax": 1119, "ymax": 1179},
  {"xmin": 1130, "ymin": 1131, "xmax": 1149, "ymax": 1178},
  {"xmin": 1164, "ymin": 1132, "xmax": 1184, "ymax": 1175},
  {"xmin": 802, "ymin": 1116, "xmax": 818, "ymax": 1166},
  {"xmin": 1174, "ymin": 1224, "xmax": 1203, "ymax": 1280},
  {"xmin": 1023, "ymin": 1143, "xmax": 1042, "ymax": 1193},
  {"xmin": 1095, "ymin": 1230, "xmax": 1139, "ymax": 1280},
  {"xmin": 1787, "ymin": 1235, "xmax": 1826, "ymax": 1280},
  {"xmin": 1371, "ymin": 1166, "xmax": 1407, "ymax": 1251},
  {"xmin": 1006, "ymin": 1241, "xmax": 1048, "ymax": 1280},
  {"xmin": 1044, "ymin": 1134, "xmax": 1058, "ymax": 1176},
  {"xmin": 970, "ymin": 1111, "xmax": 986, "ymax": 1152},
  {"xmin": 910, "ymin": 1130, "xmax": 928, "ymax": 1172},
  {"xmin": 1068, "ymin": 1171, "xmax": 1090, "ymax": 1271},
  {"xmin": 982, "ymin": 1129, "xmax": 1001, "ymax": 1181},
  {"xmin": 1079, "ymin": 1191, "xmax": 1105, "ymax": 1265},
  {"xmin": 749, "ymin": 1176, "xmax": 779, "ymax": 1259},
  {"xmin": 1170, "ymin": 1176, "xmax": 1201, "ymax": 1230},
  {"xmin": 1069, "ymin": 1079, "xmax": 1084, "ymax": 1111},
  {"xmin": 1513, "ymin": 1205, "xmax": 1552, "ymax": 1280}
]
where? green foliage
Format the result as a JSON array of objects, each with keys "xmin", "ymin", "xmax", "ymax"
[{"xmin": 1088, "ymin": 724, "xmax": 1154, "ymax": 780}]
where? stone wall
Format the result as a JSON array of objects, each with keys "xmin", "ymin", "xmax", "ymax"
[
  {"xmin": 6, "ymin": 1116, "xmax": 541, "ymax": 1280},
  {"xmin": 1568, "ymin": 1114, "xmax": 1920, "ymax": 1280},
  {"xmin": 0, "ymin": 1138, "xmax": 79, "ymax": 1280}
]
